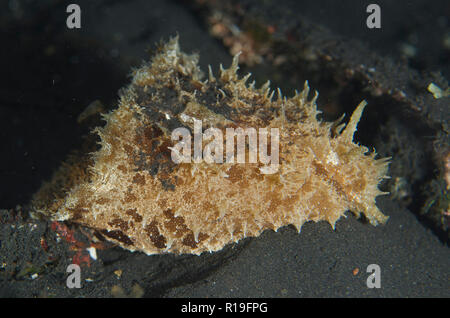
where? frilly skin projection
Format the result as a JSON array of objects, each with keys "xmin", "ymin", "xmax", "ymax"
[{"xmin": 32, "ymin": 37, "xmax": 390, "ymax": 255}]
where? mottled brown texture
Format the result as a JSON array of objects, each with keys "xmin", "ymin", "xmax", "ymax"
[{"xmin": 31, "ymin": 37, "xmax": 390, "ymax": 255}]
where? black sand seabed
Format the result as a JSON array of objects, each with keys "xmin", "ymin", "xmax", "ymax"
[{"xmin": 0, "ymin": 0, "xmax": 448, "ymax": 297}]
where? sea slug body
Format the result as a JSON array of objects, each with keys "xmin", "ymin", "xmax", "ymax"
[{"xmin": 32, "ymin": 36, "xmax": 390, "ymax": 255}]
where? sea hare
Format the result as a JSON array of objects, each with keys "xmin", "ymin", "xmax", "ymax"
[{"xmin": 32, "ymin": 37, "xmax": 390, "ymax": 255}]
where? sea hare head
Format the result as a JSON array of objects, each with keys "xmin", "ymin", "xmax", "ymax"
[{"xmin": 32, "ymin": 36, "xmax": 390, "ymax": 255}]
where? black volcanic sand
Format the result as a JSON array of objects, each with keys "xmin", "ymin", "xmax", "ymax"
[
  {"xmin": 1, "ymin": 196, "xmax": 449, "ymax": 297},
  {"xmin": 0, "ymin": 0, "xmax": 448, "ymax": 297}
]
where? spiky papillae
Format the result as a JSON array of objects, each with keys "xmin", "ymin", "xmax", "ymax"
[{"xmin": 32, "ymin": 37, "xmax": 389, "ymax": 255}]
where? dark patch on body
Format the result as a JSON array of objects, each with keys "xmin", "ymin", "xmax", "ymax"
[
  {"xmin": 123, "ymin": 192, "xmax": 137, "ymax": 203},
  {"xmin": 132, "ymin": 173, "xmax": 146, "ymax": 185},
  {"xmin": 132, "ymin": 123, "xmax": 179, "ymax": 190},
  {"xmin": 182, "ymin": 233, "xmax": 197, "ymax": 248},
  {"xmin": 100, "ymin": 229, "xmax": 134, "ymax": 246},
  {"xmin": 117, "ymin": 165, "xmax": 128, "ymax": 173},
  {"xmin": 135, "ymin": 79, "xmax": 186, "ymax": 116},
  {"xmin": 163, "ymin": 209, "xmax": 189, "ymax": 238},
  {"xmin": 161, "ymin": 209, "xmax": 207, "ymax": 248},
  {"xmin": 125, "ymin": 208, "xmax": 143, "ymax": 223},
  {"xmin": 196, "ymin": 82, "xmax": 237, "ymax": 121},
  {"xmin": 160, "ymin": 178, "xmax": 176, "ymax": 191},
  {"xmin": 145, "ymin": 221, "xmax": 167, "ymax": 249},
  {"xmin": 108, "ymin": 217, "xmax": 129, "ymax": 232},
  {"xmin": 196, "ymin": 80, "xmax": 278, "ymax": 127}
]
